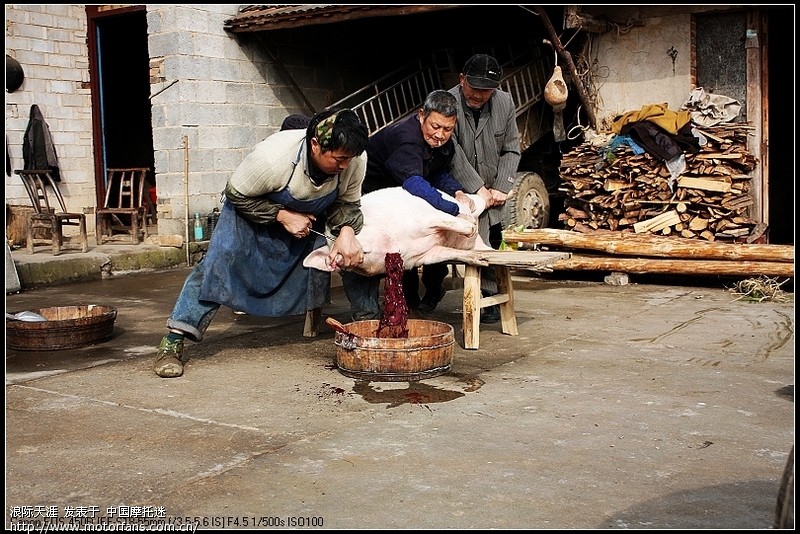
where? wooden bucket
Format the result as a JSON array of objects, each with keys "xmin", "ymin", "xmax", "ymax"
[
  {"xmin": 6, "ymin": 305, "xmax": 117, "ymax": 351},
  {"xmin": 334, "ymin": 319, "xmax": 454, "ymax": 381}
]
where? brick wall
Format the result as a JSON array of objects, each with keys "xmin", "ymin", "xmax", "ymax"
[
  {"xmin": 5, "ymin": 4, "xmax": 95, "ymax": 231},
  {"xmin": 144, "ymin": 5, "xmax": 323, "ymax": 236},
  {"xmin": 5, "ymin": 4, "xmax": 317, "ymax": 239}
]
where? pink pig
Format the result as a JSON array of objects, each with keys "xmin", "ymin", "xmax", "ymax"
[{"xmin": 303, "ymin": 187, "xmax": 492, "ymax": 276}]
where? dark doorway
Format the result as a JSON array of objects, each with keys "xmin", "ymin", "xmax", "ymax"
[
  {"xmin": 765, "ymin": 7, "xmax": 793, "ymax": 245},
  {"xmin": 86, "ymin": 6, "xmax": 155, "ymax": 211}
]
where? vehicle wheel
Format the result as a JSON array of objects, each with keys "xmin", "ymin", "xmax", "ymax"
[{"xmin": 507, "ymin": 171, "xmax": 550, "ymax": 229}]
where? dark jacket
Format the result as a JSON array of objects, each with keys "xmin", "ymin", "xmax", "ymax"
[
  {"xmin": 23, "ymin": 104, "xmax": 61, "ymax": 181},
  {"xmin": 448, "ymin": 86, "xmax": 521, "ymax": 230},
  {"xmin": 363, "ymin": 115, "xmax": 457, "ymax": 195}
]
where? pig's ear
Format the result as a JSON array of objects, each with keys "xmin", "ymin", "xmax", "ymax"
[{"xmin": 303, "ymin": 248, "xmax": 332, "ymax": 271}]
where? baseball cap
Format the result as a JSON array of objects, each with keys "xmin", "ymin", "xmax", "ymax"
[{"xmin": 463, "ymin": 54, "xmax": 502, "ymax": 89}]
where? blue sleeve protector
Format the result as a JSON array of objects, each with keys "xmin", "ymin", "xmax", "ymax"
[
  {"xmin": 402, "ymin": 175, "xmax": 460, "ymax": 216},
  {"xmin": 429, "ymin": 171, "xmax": 464, "ymax": 197}
]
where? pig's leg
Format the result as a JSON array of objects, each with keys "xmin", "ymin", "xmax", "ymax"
[{"xmin": 433, "ymin": 216, "xmax": 478, "ymax": 238}]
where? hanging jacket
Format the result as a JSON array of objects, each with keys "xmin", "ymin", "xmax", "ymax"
[{"xmin": 22, "ymin": 104, "xmax": 61, "ymax": 181}]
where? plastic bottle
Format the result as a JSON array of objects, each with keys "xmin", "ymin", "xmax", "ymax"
[
  {"xmin": 207, "ymin": 207, "xmax": 220, "ymax": 237},
  {"xmin": 193, "ymin": 212, "xmax": 204, "ymax": 241}
]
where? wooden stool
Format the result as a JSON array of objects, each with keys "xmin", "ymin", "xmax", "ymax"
[{"xmin": 461, "ymin": 251, "xmax": 571, "ymax": 349}]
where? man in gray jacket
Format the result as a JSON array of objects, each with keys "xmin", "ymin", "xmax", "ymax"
[{"xmin": 427, "ymin": 54, "xmax": 521, "ymax": 323}]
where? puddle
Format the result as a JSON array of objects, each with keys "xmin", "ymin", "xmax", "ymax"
[{"xmin": 352, "ymin": 380, "xmax": 465, "ymax": 408}]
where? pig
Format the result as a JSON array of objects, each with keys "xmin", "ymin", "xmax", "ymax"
[{"xmin": 303, "ymin": 187, "xmax": 492, "ymax": 276}]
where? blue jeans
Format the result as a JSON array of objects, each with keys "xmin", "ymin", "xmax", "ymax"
[
  {"xmin": 340, "ymin": 271, "xmax": 382, "ymax": 321},
  {"xmin": 166, "ymin": 261, "xmax": 220, "ymax": 342}
]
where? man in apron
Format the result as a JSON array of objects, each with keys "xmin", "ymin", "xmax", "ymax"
[{"xmin": 154, "ymin": 109, "xmax": 369, "ymax": 378}]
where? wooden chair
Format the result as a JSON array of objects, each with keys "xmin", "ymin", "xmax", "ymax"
[
  {"xmin": 15, "ymin": 169, "xmax": 89, "ymax": 255},
  {"xmin": 96, "ymin": 167, "xmax": 150, "ymax": 245}
]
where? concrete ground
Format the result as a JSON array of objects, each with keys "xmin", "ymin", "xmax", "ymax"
[{"xmin": 5, "ymin": 245, "xmax": 795, "ymax": 529}]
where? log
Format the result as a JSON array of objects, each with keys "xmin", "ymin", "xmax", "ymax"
[
  {"xmin": 550, "ymin": 254, "xmax": 794, "ymax": 278},
  {"xmin": 677, "ymin": 176, "xmax": 732, "ymax": 193},
  {"xmin": 633, "ymin": 210, "xmax": 681, "ymax": 233},
  {"xmin": 502, "ymin": 228, "xmax": 795, "ymax": 262}
]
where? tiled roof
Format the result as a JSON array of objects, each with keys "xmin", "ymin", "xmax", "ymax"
[{"xmin": 223, "ymin": 4, "xmax": 459, "ymax": 33}]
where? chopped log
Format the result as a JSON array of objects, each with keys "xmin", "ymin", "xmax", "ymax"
[
  {"xmin": 633, "ymin": 210, "xmax": 680, "ymax": 233},
  {"xmin": 502, "ymin": 228, "xmax": 795, "ymax": 262},
  {"xmin": 559, "ymin": 123, "xmax": 760, "ymax": 241},
  {"xmin": 550, "ymin": 254, "xmax": 794, "ymax": 278},
  {"xmin": 695, "ymin": 153, "xmax": 745, "ymax": 160},
  {"xmin": 677, "ymin": 176, "xmax": 732, "ymax": 193},
  {"xmin": 565, "ymin": 206, "xmax": 589, "ymax": 219}
]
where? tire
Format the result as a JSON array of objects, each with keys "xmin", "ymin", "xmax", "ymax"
[{"xmin": 506, "ymin": 171, "xmax": 550, "ymax": 229}]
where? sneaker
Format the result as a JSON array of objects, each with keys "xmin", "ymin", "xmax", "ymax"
[
  {"xmin": 418, "ymin": 285, "xmax": 446, "ymax": 313},
  {"xmin": 480, "ymin": 305, "xmax": 500, "ymax": 324},
  {"xmin": 153, "ymin": 335, "xmax": 186, "ymax": 378}
]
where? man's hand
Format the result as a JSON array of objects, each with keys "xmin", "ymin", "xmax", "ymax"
[
  {"xmin": 277, "ymin": 210, "xmax": 316, "ymax": 239},
  {"xmin": 328, "ymin": 226, "xmax": 365, "ymax": 271},
  {"xmin": 489, "ymin": 188, "xmax": 508, "ymax": 206}
]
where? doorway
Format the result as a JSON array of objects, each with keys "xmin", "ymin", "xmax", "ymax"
[
  {"xmin": 86, "ymin": 6, "xmax": 156, "ymax": 219},
  {"xmin": 764, "ymin": 7, "xmax": 793, "ymax": 245},
  {"xmin": 694, "ymin": 7, "xmax": 794, "ymax": 245}
]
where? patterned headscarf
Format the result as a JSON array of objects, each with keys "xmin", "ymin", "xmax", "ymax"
[{"xmin": 315, "ymin": 112, "xmax": 338, "ymax": 149}]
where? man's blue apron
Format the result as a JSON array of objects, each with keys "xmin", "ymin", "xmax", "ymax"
[{"xmin": 198, "ymin": 184, "xmax": 336, "ymax": 317}]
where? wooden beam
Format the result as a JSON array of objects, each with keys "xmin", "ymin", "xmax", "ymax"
[{"xmin": 503, "ymin": 228, "xmax": 795, "ymax": 263}]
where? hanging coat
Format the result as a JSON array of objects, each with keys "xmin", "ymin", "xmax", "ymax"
[{"xmin": 22, "ymin": 104, "xmax": 61, "ymax": 181}]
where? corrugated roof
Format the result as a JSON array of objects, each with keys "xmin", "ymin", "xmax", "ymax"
[{"xmin": 223, "ymin": 4, "xmax": 461, "ymax": 33}]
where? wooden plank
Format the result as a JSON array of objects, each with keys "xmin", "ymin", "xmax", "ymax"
[{"xmin": 477, "ymin": 250, "xmax": 572, "ymax": 269}]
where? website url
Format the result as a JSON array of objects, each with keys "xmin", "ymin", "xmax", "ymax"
[{"xmin": 8, "ymin": 521, "xmax": 198, "ymax": 533}]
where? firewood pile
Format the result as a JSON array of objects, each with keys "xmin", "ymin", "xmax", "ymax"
[
  {"xmin": 502, "ymin": 122, "xmax": 793, "ymax": 279},
  {"xmin": 557, "ymin": 123, "xmax": 761, "ymax": 242}
]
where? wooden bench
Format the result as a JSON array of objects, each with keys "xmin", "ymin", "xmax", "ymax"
[
  {"xmin": 303, "ymin": 250, "xmax": 570, "ymax": 350},
  {"xmin": 460, "ymin": 250, "xmax": 570, "ymax": 349}
]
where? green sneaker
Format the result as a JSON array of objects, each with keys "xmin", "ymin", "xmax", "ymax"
[{"xmin": 154, "ymin": 336, "xmax": 186, "ymax": 378}]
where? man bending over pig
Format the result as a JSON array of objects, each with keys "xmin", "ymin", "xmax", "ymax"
[{"xmin": 153, "ymin": 109, "xmax": 369, "ymax": 378}]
